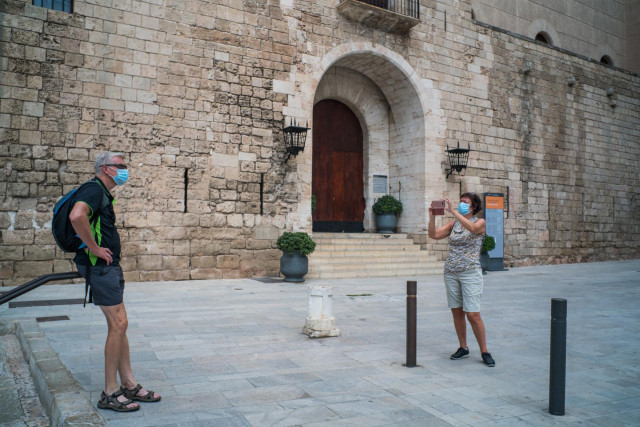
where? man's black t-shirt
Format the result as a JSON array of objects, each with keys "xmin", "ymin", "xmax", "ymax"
[{"xmin": 72, "ymin": 177, "xmax": 120, "ymax": 266}]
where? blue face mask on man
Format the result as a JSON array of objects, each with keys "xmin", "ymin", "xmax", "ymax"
[
  {"xmin": 104, "ymin": 161, "xmax": 129, "ymax": 186},
  {"xmin": 458, "ymin": 202, "xmax": 470, "ymax": 215},
  {"xmin": 112, "ymin": 169, "xmax": 129, "ymax": 186}
]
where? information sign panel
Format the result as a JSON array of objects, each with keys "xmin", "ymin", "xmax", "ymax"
[{"xmin": 484, "ymin": 193, "xmax": 504, "ymax": 270}]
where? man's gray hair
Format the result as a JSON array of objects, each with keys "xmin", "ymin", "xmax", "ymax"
[{"xmin": 94, "ymin": 151, "xmax": 125, "ymax": 175}]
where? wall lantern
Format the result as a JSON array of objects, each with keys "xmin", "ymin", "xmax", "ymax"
[
  {"xmin": 446, "ymin": 142, "xmax": 471, "ymax": 178},
  {"xmin": 283, "ymin": 119, "xmax": 310, "ymax": 162},
  {"xmin": 567, "ymin": 76, "xmax": 576, "ymax": 87},
  {"xmin": 522, "ymin": 61, "xmax": 532, "ymax": 74}
]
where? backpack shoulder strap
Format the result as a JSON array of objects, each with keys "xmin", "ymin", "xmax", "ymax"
[{"xmin": 83, "ymin": 179, "xmax": 111, "ymax": 222}]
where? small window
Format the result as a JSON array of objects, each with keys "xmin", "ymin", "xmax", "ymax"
[
  {"xmin": 535, "ymin": 32, "xmax": 552, "ymax": 45},
  {"xmin": 373, "ymin": 175, "xmax": 388, "ymax": 194},
  {"xmin": 471, "ymin": 9, "xmax": 476, "ymax": 21},
  {"xmin": 33, "ymin": 0, "xmax": 73, "ymax": 13},
  {"xmin": 600, "ymin": 55, "xmax": 613, "ymax": 66}
]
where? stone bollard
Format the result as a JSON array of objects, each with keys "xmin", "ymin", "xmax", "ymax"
[{"xmin": 303, "ymin": 285, "xmax": 340, "ymax": 338}]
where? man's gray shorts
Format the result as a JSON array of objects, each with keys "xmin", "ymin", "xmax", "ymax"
[
  {"xmin": 444, "ymin": 268, "xmax": 483, "ymax": 312},
  {"xmin": 76, "ymin": 264, "xmax": 125, "ymax": 307}
]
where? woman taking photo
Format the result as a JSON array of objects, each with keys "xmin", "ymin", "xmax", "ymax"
[{"xmin": 428, "ymin": 193, "xmax": 495, "ymax": 367}]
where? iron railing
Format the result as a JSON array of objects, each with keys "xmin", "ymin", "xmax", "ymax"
[
  {"xmin": 356, "ymin": 0, "xmax": 420, "ymax": 19},
  {"xmin": 0, "ymin": 272, "xmax": 82, "ymax": 306}
]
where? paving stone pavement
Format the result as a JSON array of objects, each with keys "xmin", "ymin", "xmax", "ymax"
[
  {"xmin": 1, "ymin": 260, "xmax": 639, "ymax": 426},
  {"xmin": 0, "ymin": 332, "xmax": 50, "ymax": 426}
]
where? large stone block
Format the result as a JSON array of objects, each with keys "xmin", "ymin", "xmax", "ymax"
[
  {"xmin": 2, "ymin": 230, "xmax": 34, "ymax": 245},
  {"xmin": 139, "ymin": 270, "xmax": 162, "ymax": 282},
  {"xmin": 138, "ymin": 255, "xmax": 162, "ymax": 271},
  {"xmin": 216, "ymin": 254, "xmax": 240, "ymax": 269},
  {"xmin": 53, "ymin": 259, "xmax": 76, "ymax": 273},
  {"xmin": 254, "ymin": 226, "xmax": 279, "ymax": 240},
  {"xmin": 0, "ymin": 246, "xmax": 24, "ymax": 261},
  {"xmin": 190, "ymin": 240, "xmax": 230, "ymax": 256},
  {"xmin": 162, "ymin": 255, "xmax": 189, "ymax": 270},
  {"xmin": 190, "ymin": 268, "xmax": 223, "ymax": 280},
  {"xmin": 191, "ymin": 256, "xmax": 216, "ymax": 268},
  {"xmin": 24, "ymin": 246, "xmax": 56, "ymax": 261},
  {"xmin": 162, "ymin": 269, "xmax": 189, "ymax": 281},
  {"xmin": 13, "ymin": 260, "xmax": 52, "ymax": 278},
  {"xmin": 0, "ymin": 261, "xmax": 13, "ymax": 278}
]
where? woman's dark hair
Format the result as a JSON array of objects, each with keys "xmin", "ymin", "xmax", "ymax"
[{"xmin": 461, "ymin": 192, "xmax": 482, "ymax": 214}]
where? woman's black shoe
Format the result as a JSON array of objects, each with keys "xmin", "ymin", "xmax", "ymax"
[
  {"xmin": 482, "ymin": 352, "xmax": 496, "ymax": 367},
  {"xmin": 450, "ymin": 347, "xmax": 470, "ymax": 360}
]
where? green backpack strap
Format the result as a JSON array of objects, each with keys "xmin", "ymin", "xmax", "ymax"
[{"xmin": 84, "ymin": 180, "xmax": 111, "ymax": 307}]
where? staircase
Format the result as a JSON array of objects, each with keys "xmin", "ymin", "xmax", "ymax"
[{"xmin": 307, "ymin": 232, "xmax": 444, "ymax": 279}]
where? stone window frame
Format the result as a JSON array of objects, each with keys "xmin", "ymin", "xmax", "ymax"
[
  {"xmin": 535, "ymin": 32, "xmax": 552, "ymax": 45},
  {"xmin": 32, "ymin": 0, "xmax": 73, "ymax": 14},
  {"xmin": 600, "ymin": 55, "xmax": 614, "ymax": 66},
  {"xmin": 527, "ymin": 19, "xmax": 561, "ymax": 49},
  {"xmin": 595, "ymin": 44, "xmax": 617, "ymax": 68}
]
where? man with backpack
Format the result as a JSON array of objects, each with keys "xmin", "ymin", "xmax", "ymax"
[{"xmin": 68, "ymin": 151, "xmax": 161, "ymax": 412}]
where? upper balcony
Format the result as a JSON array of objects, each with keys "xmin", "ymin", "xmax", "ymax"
[{"xmin": 337, "ymin": 0, "xmax": 421, "ymax": 34}]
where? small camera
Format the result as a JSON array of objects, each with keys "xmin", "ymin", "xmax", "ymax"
[{"xmin": 431, "ymin": 200, "xmax": 445, "ymax": 215}]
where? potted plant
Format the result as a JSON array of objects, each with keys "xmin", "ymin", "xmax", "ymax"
[
  {"xmin": 372, "ymin": 195, "xmax": 403, "ymax": 233},
  {"xmin": 480, "ymin": 235, "xmax": 496, "ymax": 274},
  {"xmin": 277, "ymin": 232, "xmax": 316, "ymax": 282}
]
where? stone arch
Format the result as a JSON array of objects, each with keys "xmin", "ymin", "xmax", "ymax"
[
  {"xmin": 527, "ymin": 19, "xmax": 561, "ymax": 48},
  {"xmin": 535, "ymin": 32, "xmax": 552, "ymax": 45},
  {"xmin": 595, "ymin": 44, "xmax": 617, "ymax": 67},
  {"xmin": 314, "ymin": 67, "xmax": 390, "ymax": 231},
  {"xmin": 300, "ymin": 42, "xmax": 446, "ymax": 233}
]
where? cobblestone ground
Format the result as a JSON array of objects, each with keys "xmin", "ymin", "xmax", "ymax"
[{"xmin": 0, "ymin": 333, "xmax": 50, "ymax": 427}]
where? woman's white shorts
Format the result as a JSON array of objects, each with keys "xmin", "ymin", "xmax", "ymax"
[{"xmin": 444, "ymin": 268, "xmax": 484, "ymax": 312}]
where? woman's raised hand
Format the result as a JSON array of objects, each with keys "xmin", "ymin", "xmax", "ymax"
[{"xmin": 443, "ymin": 197, "xmax": 454, "ymax": 213}]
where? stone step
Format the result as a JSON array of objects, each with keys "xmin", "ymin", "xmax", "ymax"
[
  {"xmin": 306, "ymin": 232, "xmax": 440, "ymax": 280},
  {"xmin": 313, "ymin": 232, "xmax": 409, "ymax": 240},
  {"xmin": 309, "ymin": 259, "xmax": 443, "ymax": 272},
  {"xmin": 306, "ymin": 265, "xmax": 444, "ymax": 279},
  {"xmin": 312, "ymin": 239, "xmax": 419, "ymax": 246},
  {"xmin": 312, "ymin": 250, "xmax": 428, "ymax": 258},
  {"xmin": 310, "ymin": 254, "xmax": 439, "ymax": 265},
  {"xmin": 312, "ymin": 235, "xmax": 413, "ymax": 245},
  {"xmin": 313, "ymin": 244, "xmax": 422, "ymax": 252}
]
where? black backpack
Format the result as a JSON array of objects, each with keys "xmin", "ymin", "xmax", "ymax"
[{"xmin": 52, "ymin": 180, "xmax": 110, "ymax": 253}]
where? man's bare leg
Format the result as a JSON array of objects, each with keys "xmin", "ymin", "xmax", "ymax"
[
  {"xmin": 118, "ymin": 333, "xmax": 160, "ymax": 400},
  {"xmin": 101, "ymin": 303, "xmax": 138, "ymax": 409}
]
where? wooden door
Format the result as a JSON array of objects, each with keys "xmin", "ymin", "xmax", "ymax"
[{"xmin": 312, "ymin": 99, "xmax": 364, "ymax": 232}]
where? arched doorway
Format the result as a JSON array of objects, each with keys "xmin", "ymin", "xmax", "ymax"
[
  {"xmin": 312, "ymin": 99, "xmax": 365, "ymax": 232},
  {"xmin": 300, "ymin": 42, "xmax": 447, "ymax": 233}
]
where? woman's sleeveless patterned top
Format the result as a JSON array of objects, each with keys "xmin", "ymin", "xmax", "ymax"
[{"xmin": 444, "ymin": 217, "xmax": 484, "ymax": 274}]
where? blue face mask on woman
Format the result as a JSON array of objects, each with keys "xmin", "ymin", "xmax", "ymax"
[
  {"xmin": 112, "ymin": 169, "xmax": 129, "ymax": 186},
  {"xmin": 458, "ymin": 202, "xmax": 470, "ymax": 215}
]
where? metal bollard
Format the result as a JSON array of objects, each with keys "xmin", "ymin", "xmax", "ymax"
[
  {"xmin": 549, "ymin": 298, "xmax": 567, "ymax": 415},
  {"xmin": 405, "ymin": 281, "xmax": 417, "ymax": 367}
]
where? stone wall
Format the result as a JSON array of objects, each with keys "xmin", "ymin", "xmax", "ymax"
[
  {"xmin": 0, "ymin": 0, "xmax": 297, "ymax": 285},
  {"xmin": 470, "ymin": 0, "xmax": 631, "ymax": 72},
  {"xmin": 1, "ymin": 0, "xmax": 638, "ymax": 285},
  {"xmin": 421, "ymin": 16, "xmax": 640, "ymax": 266}
]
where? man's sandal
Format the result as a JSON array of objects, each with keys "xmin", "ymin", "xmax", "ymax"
[
  {"xmin": 97, "ymin": 390, "xmax": 140, "ymax": 412},
  {"xmin": 121, "ymin": 383, "xmax": 161, "ymax": 402}
]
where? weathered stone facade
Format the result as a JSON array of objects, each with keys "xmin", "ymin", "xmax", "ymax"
[
  {"xmin": 470, "ymin": 0, "xmax": 638, "ymax": 72},
  {"xmin": 1, "ymin": 0, "xmax": 638, "ymax": 286}
]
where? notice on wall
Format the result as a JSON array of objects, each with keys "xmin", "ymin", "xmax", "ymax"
[{"xmin": 484, "ymin": 193, "xmax": 504, "ymax": 262}]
